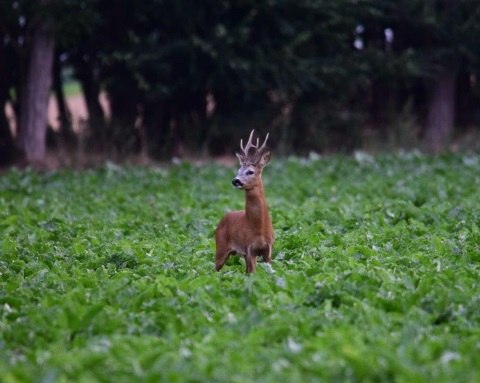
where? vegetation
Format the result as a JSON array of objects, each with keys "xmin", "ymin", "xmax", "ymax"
[
  {"xmin": 1, "ymin": 1, "xmax": 480, "ymax": 165},
  {"xmin": 1, "ymin": 153, "xmax": 480, "ymax": 382},
  {"xmin": 62, "ymin": 81, "xmax": 82, "ymax": 98}
]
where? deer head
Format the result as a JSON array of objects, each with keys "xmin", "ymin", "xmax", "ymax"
[{"xmin": 232, "ymin": 130, "xmax": 271, "ymax": 190}]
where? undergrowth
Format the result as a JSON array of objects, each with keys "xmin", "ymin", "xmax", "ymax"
[{"xmin": 1, "ymin": 152, "xmax": 480, "ymax": 382}]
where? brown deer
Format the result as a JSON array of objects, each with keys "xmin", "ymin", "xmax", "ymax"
[{"xmin": 215, "ymin": 130, "xmax": 274, "ymax": 273}]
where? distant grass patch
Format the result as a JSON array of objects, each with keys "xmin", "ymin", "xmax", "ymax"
[
  {"xmin": 1, "ymin": 153, "xmax": 480, "ymax": 382},
  {"xmin": 10, "ymin": 82, "xmax": 82, "ymax": 99},
  {"xmin": 63, "ymin": 81, "xmax": 82, "ymax": 97}
]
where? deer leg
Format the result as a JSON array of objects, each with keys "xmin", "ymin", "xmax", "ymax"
[
  {"xmin": 215, "ymin": 248, "xmax": 231, "ymax": 271},
  {"xmin": 215, "ymin": 234, "xmax": 231, "ymax": 271},
  {"xmin": 262, "ymin": 245, "xmax": 272, "ymax": 264},
  {"xmin": 215, "ymin": 225, "xmax": 231, "ymax": 271},
  {"xmin": 245, "ymin": 245, "xmax": 259, "ymax": 273},
  {"xmin": 245, "ymin": 254, "xmax": 257, "ymax": 273}
]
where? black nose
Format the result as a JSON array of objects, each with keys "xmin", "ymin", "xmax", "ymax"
[{"xmin": 232, "ymin": 178, "xmax": 243, "ymax": 187}]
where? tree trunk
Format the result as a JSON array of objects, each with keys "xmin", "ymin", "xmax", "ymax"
[
  {"xmin": 107, "ymin": 70, "xmax": 140, "ymax": 154},
  {"xmin": 455, "ymin": 68, "xmax": 472, "ymax": 130},
  {"xmin": 425, "ymin": 71, "xmax": 456, "ymax": 152},
  {"xmin": 17, "ymin": 20, "xmax": 54, "ymax": 163},
  {"xmin": 53, "ymin": 53, "xmax": 72, "ymax": 138},
  {"xmin": 75, "ymin": 58, "xmax": 105, "ymax": 133},
  {"xmin": 143, "ymin": 99, "xmax": 171, "ymax": 159},
  {"xmin": 0, "ymin": 45, "xmax": 15, "ymax": 166}
]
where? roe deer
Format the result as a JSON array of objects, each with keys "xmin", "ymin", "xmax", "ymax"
[{"xmin": 215, "ymin": 130, "xmax": 274, "ymax": 273}]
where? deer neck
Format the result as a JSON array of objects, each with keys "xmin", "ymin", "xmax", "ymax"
[{"xmin": 245, "ymin": 181, "xmax": 270, "ymax": 231}]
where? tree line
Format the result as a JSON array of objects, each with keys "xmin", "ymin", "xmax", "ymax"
[{"xmin": 1, "ymin": 0, "xmax": 480, "ymax": 166}]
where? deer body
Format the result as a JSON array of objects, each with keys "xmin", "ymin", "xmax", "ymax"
[{"xmin": 215, "ymin": 130, "xmax": 273, "ymax": 273}]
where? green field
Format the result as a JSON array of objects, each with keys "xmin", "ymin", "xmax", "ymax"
[
  {"xmin": 62, "ymin": 81, "xmax": 82, "ymax": 97},
  {"xmin": 1, "ymin": 153, "xmax": 480, "ymax": 382}
]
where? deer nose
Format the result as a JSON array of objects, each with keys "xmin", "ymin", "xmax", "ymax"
[{"xmin": 232, "ymin": 178, "xmax": 243, "ymax": 187}]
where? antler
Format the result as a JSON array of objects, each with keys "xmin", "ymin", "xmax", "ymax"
[
  {"xmin": 240, "ymin": 130, "xmax": 269, "ymax": 158},
  {"xmin": 240, "ymin": 130, "xmax": 255, "ymax": 156},
  {"xmin": 259, "ymin": 132, "xmax": 269, "ymax": 152}
]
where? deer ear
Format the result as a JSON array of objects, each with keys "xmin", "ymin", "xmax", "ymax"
[{"xmin": 259, "ymin": 150, "xmax": 271, "ymax": 168}]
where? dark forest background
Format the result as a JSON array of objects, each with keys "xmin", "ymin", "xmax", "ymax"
[{"xmin": 1, "ymin": 0, "xmax": 480, "ymax": 167}]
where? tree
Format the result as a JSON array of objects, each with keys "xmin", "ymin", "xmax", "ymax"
[
  {"xmin": 425, "ymin": 70, "xmax": 456, "ymax": 151},
  {"xmin": 2, "ymin": 0, "xmax": 480, "ymax": 165},
  {"xmin": 0, "ymin": 44, "xmax": 15, "ymax": 166},
  {"xmin": 17, "ymin": 15, "xmax": 54, "ymax": 163},
  {"xmin": 0, "ymin": 0, "xmax": 100, "ymax": 165},
  {"xmin": 423, "ymin": 0, "xmax": 461, "ymax": 151}
]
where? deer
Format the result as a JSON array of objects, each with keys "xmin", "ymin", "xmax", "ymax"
[{"xmin": 215, "ymin": 130, "xmax": 274, "ymax": 273}]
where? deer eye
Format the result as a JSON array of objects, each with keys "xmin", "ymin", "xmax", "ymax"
[{"xmin": 246, "ymin": 170, "xmax": 254, "ymax": 175}]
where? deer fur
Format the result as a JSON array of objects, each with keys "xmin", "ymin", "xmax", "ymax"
[{"xmin": 215, "ymin": 130, "xmax": 274, "ymax": 273}]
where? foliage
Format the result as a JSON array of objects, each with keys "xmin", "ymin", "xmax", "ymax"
[
  {"xmin": 1, "ymin": 154, "xmax": 480, "ymax": 382},
  {"xmin": 3, "ymin": 0, "xmax": 480, "ymax": 162}
]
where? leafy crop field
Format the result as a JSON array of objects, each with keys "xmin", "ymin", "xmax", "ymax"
[{"xmin": 1, "ymin": 153, "xmax": 480, "ymax": 382}]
